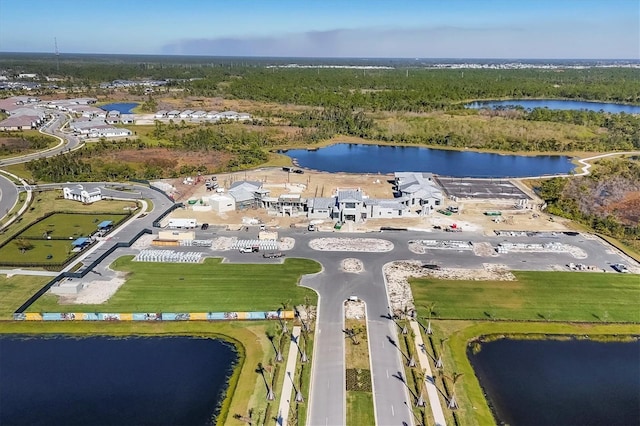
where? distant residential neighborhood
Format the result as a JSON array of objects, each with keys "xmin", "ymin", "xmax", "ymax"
[{"xmin": 0, "ymin": 95, "xmax": 252, "ymax": 136}]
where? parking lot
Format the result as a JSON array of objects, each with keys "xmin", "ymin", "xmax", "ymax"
[{"xmin": 435, "ymin": 177, "xmax": 531, "ymax": 200}]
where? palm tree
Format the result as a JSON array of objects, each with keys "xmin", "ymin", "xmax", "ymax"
[
  {"xmin": 415, "ymin": 368, "xmax": 427, "ymax": 407},
  {"xmin": 299, "ymin": 328, "xmax": 309, "ymax": 363},
  {"xmin": 257, "ymin": 362, "xmax": 275, "ymax": 401},
  {"xmin": 266, "ymin": 329, "xmax": 284, "ymax": 363},
  {"xmin": 435, "ymin": 338, "xmax": 448, "ymax": 370},
  {"xmin": 423, "ymin": 302, "xmax": 436, "ymax": 335},
  {"xmin": 445, "ymin": 372, "xmax": 463, "ymax": 410}
]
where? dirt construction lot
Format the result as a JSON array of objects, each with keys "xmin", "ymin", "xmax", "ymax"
[{"xmin": 165, "ymin": 167, "xmax": 574, "ymax": 235}]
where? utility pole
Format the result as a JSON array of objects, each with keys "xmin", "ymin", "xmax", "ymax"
[{"xmin": 54, "ymin": 37, "xmax": 60, "ymax": 72}]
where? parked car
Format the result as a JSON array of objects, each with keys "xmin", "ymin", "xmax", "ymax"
[
  {"xmin": 293, "ymin": 169, "xmax": 304, "ymax": 174},
  {"xmin": 282, "ymin": 167, "xmax": 291, "ymax": 172},
  {"xmin": 307, "ymin": 223, "xmax": 316, "ymax": 232},
  {"xmin": 200, "ymin": 223, "xmax": 209, "ymax": 230},
  {"xmin": 612, "ymin": 263, "xmax": 629, "ymax": 273},
  {"xmin": 239, "ymin": 247, "xmax": 253, "ymax": 253}
]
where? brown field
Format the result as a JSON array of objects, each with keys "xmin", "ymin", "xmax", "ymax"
[{"xmin": 97, "ymin": 147, "xmax": 233, "ymax": 171}]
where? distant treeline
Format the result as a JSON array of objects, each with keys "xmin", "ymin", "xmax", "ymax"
[{"xmin": 2, "ymin": 55, "xmax": 638, "ymax": 108}]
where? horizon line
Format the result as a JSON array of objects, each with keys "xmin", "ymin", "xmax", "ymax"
[{"xmin": 0, "ymin": 51, "xmax": 638, "ymax": 62}]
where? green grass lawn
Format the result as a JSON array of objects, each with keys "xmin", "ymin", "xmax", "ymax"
[
  {"xmin": 19, "ymin": 213, "xmax": 128, "ymax": 239},
  {"xmin": 346, "ymin": 391, "xmax": 375, "ymax": 426},
  {"xmin": 0, "ymin": 213, "xmax": 130, "ymax": 266},
  {"xmin": 0, "ymin": 275, "xmax": 51, "ymax": 319},
  {"xmin": 411, "ymin": 271, "xmax": 640, "ymax": 323},
  {"xmin": 0, "ymin": 239, "xmax": 73, "ymax": 264},
  {"xmin": 29, "ymin": 256, "xmax": 320, "ymax": 313}
]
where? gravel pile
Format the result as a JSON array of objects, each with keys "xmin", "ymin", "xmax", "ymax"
[
  {"xmin": 345, "ymin": 300, "xmax": 366, "ymax": 319},
  {"xmin": 211, "ymin": 237, "xmax": 236, "ymax": 250},
  {"xmin": 341, "ymin": 258, "xmax": 364, "ymax": 273},
  {"xmin": 383, "ymin": 261, "xmax": 517, "ymax": 315},
  {"xmin": 279, "ymin": 237, "xmax": 295, "ymax": 250},
  {"xmin": 499, "ymin": 242, "xmax": 587, "ymax": 259},
  {"xmin": 473, "ymin": 242, "xmax": 498, "ymax": 257},
  {"xmin": 309, "ymin": 238, "xmax": 394, "ymax": 252}
]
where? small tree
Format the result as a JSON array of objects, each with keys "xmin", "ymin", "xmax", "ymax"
[
  {"xmin": 14, "ymin": 238, "xmax": 33, "ymax": 254},
  {"xmin": 446, "ymin": 372, "xmax": 463, "ymax": 410}
]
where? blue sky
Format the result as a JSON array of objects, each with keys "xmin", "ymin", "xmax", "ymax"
[{"xmin": 0, "ymin": 0, "xmax": 638, "ymax": 58}]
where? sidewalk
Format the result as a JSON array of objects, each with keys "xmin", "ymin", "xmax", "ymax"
[
  {"xmin": 277, "ymin": 326, "xmax": 301, "ymax": 426},
  {"xmin": 411, "ymin": 320, "xmax": 447, "ymax": 426}
]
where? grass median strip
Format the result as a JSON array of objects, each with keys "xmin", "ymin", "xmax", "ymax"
[{"xmin": 345, "ymin": 316, "xmax": 375, "ymax": 426}]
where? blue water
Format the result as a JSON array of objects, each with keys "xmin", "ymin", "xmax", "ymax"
[
  {"xmin": 469, "ymin": 339, "xmax": 640, "ymax": 426},
  {"xmin": 466, "ymin": 99, "xmax": 640, "ymax": 114},
  {"xmin": 283, "ymin": 144, "xmax": 574, "ymax": 177},
  {"xmin": 0, "ymin": 335, "xmax": 237, "ymax": 426},
  {"xmin": 100, "ymin": 102, "xmax": 139, "ymax": 113}
]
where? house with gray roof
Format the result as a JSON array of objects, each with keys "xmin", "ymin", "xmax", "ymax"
[
  {"xmin": 228, "ymin": 181, "xmax": 268, "ymax": 210},
  {"xmin": 336, "ymin": 188, "xmax": 366, "ymax": 222},
  {"xmin": 394, "ymin": 172, "xmax": 443, "ymax": 214},
  {"xmin": 365, "ymin": 198, "xmax": 409, "ymax": 218},
  {"xmin": 307, "ymin": 197, "xmax": 336, "ymax": 219}
]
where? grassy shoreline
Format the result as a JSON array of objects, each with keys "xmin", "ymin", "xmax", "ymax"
[
  {"xmin": 0, "ymin": 320, "xmax": 285, "ymax": 426},
  {"xmin": 428, "ymin": 320, "xmax": 640, "ymax": 426}
]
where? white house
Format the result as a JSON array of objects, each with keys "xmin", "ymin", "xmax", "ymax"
[
  {"xmin": 120, "ymin": 114, "xmax": 135, "ymax": 124},
  {"xmin": 190, "ymin": 110, "xmax": 206, "ymax": 119},
  {"xmin": 154, "ymin": 110, "xmax": 168, "ymax": 118},
  {"xmin": 307, "ymin": 197, "xmax": 335, "ymax": 220},
  {"xmin": 394, "ymin": 172, "xmax": 443, "ymax": 214},
  {"xmin": 167, "ymin": 110, "xmax": 180, "ymax": 119},
  {"xmin": 63, "ymin": 185, "xmax": 102, "ymax": 204},
  {"xmin": 206, "ymin": 110, "xmax": 219, "ymax": 119},
  {"xmin": 336, "ymin": 189, "xmax": 366, "ymax": 222},
  {"xmin": 179, "ymin": 110, "xmax": 193, "ymax": 119},
  {"xmin": 88, "ymin": 127, "xmax": 132, "ymax": 138},
  {"xmin": 365, "ymin": 199, "xmax": 408, "ymax": 218}
]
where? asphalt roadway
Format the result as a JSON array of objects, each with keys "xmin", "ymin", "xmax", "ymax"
[{"xmin": 0, "ymin": 172, "xmax": 18, "ymax": 221}]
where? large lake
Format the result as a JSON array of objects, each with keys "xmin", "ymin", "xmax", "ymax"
[
  {"xmin": 0, "ymin": 335, "xmax": 237, "ymax": 426},
  {"xmin": 100, "ymin": 102, "xmax": 139, "ymax": 113},
  {"xmin": 466, "ymin": 99, "xmax": 640, "ymax": 114},
  {"xmin": 469, "ymin": 338, "xmax": 640, "ymax": 426},
  {"xmin": 283, "ymin": 144, "xmax": 574, "ymax": 177}
]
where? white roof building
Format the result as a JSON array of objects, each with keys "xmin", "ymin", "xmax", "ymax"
[{"xmin": 63, "ymin": 185, "xmax": 102, "ymax": 204}]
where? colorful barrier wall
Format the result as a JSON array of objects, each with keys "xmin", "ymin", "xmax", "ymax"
[{"xmin": 13, "ymin": 310, "xmax": 295, "ymax": 322}]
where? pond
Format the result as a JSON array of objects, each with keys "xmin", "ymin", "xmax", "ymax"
[
  {"xmin": 100, "ymin": 102, "xmax": 139, "ymax": 113},
  {"xmin": 466, "ymin": 99, "xmax": 640, "ymax": 114},
  {"xmin": 469, "ymin": 338, "xmax": 640, "ymax": 426},
  {"xmin": 0, "ymin": 335, "xmax": 237, "ymax": 426},
  {"xmin": 282, "ymin": 144, "xmax": 574, "ymax": 177}
]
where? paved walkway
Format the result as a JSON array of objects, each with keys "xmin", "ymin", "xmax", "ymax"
[
  {"xmin": 0, "ymin": 269, "xmax": 59, "ymax": 277},
  {"xmin": 277, "ymin": 326, "xmax": 301, "ymax": 426},
  {"xmin": 411, "ymin": 320, "xmax": 447, "ymax": 426}
]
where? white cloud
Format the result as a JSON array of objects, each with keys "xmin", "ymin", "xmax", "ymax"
[{"xmin": 160, "ymin": 25, "xmax": 639, "ymax": 59}]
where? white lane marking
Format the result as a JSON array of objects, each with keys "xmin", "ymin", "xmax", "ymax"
[
  {"xmin": 386, "ymin": 369, "xmax": 389, "ymax": 378},
  {"xmin": 391, "ymin": 404, "xmax": 395, "ymax": 416}
]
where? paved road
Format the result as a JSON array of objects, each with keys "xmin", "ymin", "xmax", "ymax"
[
  {"xmin": 0, "ymin": 172, "xmax": 18, "ymax": 223},
  {"xmin": 0, "ymin": 111, "xmax": 83, "ymax": 167},
  {"xmin": 277, "ymin": 326, "xmax": 302, "ymax": 426}
]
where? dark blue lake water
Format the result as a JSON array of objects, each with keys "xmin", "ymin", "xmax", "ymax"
[
  {"xmin": 283, "ymin": 144, "xmax": 574, "ymax": 177},
  {"xmin": 100, "ymin": 102, "xmax": 138, "ymax": 113},
  {"xmin": 0, "ymin": 335, "xmax": 237, "ymax": 426},
  {"xmin": 466, "ymin": 99, "xmax": 640, "ymax": 114},
  {"xmin": 469, "ymin": 338, "xmax": 640, "ymax": 426}
]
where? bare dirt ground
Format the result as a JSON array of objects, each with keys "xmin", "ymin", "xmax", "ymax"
[
  {"xmin": 383, "ymin": 260, "xmax": 516, "ymax": 315},
  {"xmin": 164, "ymin": 168, "xmax": 573, "ymax": 235},
  {"xmin": 58, "ymin": 271, "xmax": 127, "ymax": 305}
]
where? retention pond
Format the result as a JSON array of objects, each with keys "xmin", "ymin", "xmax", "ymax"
[
  {"xmin": 0, "ymin": 335, "xmax": 237, "ymax": 426},
  {"xmin": 468, "ymin": 338, "xmax": 640, "ymax": 426}
]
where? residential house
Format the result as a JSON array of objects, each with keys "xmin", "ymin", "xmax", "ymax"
[
  {"xmin": 307, "ymin": 197, "xmax": 336, "ymax": 220},
  {"xmin": 336, "ymin": 189, "xmax": 366, "ymax": 222},
  {"xmin": 394, "ymin": 172, "xmax": 443, "ymax": 214},
  {"xmin": 63, "ymin": 185, "xmax": 102, "ymax": 204}
]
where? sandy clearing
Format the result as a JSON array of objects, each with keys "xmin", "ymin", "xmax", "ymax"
[{"xmin": 309, "ymin": 238, "xmax": 393, "ymax": 252}]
